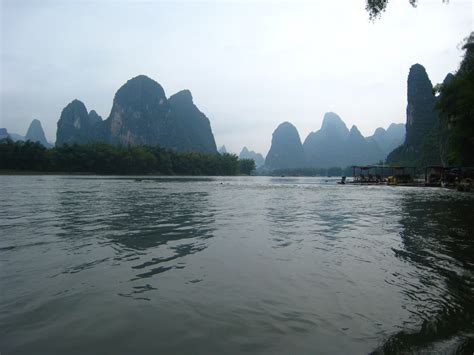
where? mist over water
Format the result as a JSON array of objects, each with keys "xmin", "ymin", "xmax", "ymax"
[{"xmin": 1, "ymin": 176, "xmax": 473, "ymax": 354}]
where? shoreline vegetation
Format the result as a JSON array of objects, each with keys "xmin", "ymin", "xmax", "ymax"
[
  {"xmin": 0, "ymin": 139, "xmax": 256, "ymax": 176},
  {"xmin": 0, "ymin": 138, "xmax": 384, "ymax": 178}
]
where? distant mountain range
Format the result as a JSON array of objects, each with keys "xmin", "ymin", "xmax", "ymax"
[
  {"xmin": 0, "ymin": 128, "xmax": 9, "ymax": 140},
  {"xmin": 239, "ymin": 147, "xmax": 265, "ymax": 168},
  {"xmin": 217, "ymin": 145, "xmax": 265, "ymax": 168},
  {"xmin": 1, "ymin": 76, "xmax": 217, "ymax": 154},
  {"xmin": 7, "ymin": 69, "xmax": 447, "ymax": 172},
  {"xmin": 264, "ymin": 114, "xmax": 405, "ymax": 170},
  {"xmin": 0, "ymin": 119, "xmax": 53, "ymax": 148},
  {"xmin": 264, "ymin": 62, "xmax": 456, "ymax": 170},
  {"xmin": 368, "ymin": 124, "xmax": 406, "ymax": 156}
]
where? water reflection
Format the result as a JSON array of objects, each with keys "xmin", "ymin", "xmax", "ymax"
[
  {"xmin": 131, "ymin": 242, "xmax": 207, "ymax": 280},
  {"xmin": 265, "ymin": 187, "xmax": 306, "ymax": 248},
  {"xmin": 103, "ymin": 190, "xmax": 215, "ymax": 250},
  {"xmin": 3, "ymin": 176, "xmax": 474, "ymax": 354},
  {"xmin": 264, "ymin": 184, "xmax": 378, "ymax": 249},
  {"xmin": 374, "ymin": 192, "xmax": 474, "ymax": 354},
  {"xmin": 54, "ymin": 178, "xmax": 216, "ymax": 286}
]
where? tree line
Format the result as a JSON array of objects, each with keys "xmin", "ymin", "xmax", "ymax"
[
  {"xmin": 436, "ymin": 33, "xmax": 474, "ymax": 166},
  {"xmin": 0, "ymin": 139, "xmax": 256, "ymax": 175}
]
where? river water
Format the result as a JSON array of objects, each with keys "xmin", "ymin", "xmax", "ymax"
[{"xmin": 0, "ymin": 176, "xmax": 473, "ymax": 354}]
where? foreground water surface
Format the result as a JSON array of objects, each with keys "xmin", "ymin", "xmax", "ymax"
[{"xmin": 1, "ymin": 176, "xmax": 473, "ymax": 354}]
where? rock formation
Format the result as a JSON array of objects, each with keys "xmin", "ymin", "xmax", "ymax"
[
  {"xmin": 0, "ymin": 128, "xmax": 10, "ymax": 140},
  {"xmin": 88, "ymin": 110, "xmax": 103, "ymax": 125},
  {"xmin": 55, "ymin": 75, "xmax": 218, "ymax": 153},
  {"xmin": 239, "ymin": 147, "xmax": 265, "ymax": 168},
  {"xmin": 345, "ymin": 125, "xmax": 383, "ymax": 166},
  {"xmin": 56, "ymin": 99, "xmax": 100, "ymax": 145},
  {"xmin": 265, "ymin": 122, "xmax": 306, "ymax": 170},
  {"xmin": 437, "ymin": 73, "xmax": 455, "ymax": 165},
  {"xmin": 368, "ymin": 123, "xmax": 405, "ymax": 156},
  {"xmin": 263, "ymin": 113, "xmax": 406, "ymax": 169},
  {"xmin": 386, "ymin": 64, "xmax": 441, "ymax": 166},
  {"xmin": 302, "ymin": 112, "xmax": 404, "ymax": 167},
  {"xmin": 103, "ymin": 75, "xmax": 174, "ymax": 146},
  {"xmin": 25, "ymin": 119, "xmax": 51, "ymax": 147},
  {"xmin": 303, "ymin": 112, "xmax": 350, "ymax": 167},
  {"xmin": 405, "ymin": 64, "xmax": 438, "ymax": 149},
  {"xmin": 168, "ymin": 90, "xmax": 217, "ymax": 153}
]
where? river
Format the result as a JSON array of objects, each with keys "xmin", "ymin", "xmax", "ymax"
[{"xmin": 1, "ymin": 175, "xmax": 473, "ymax": 354}]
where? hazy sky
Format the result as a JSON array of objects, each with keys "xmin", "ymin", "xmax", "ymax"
[{"xmin": 1, "ymin": 0, "xmax": 472, "ymax": 155}]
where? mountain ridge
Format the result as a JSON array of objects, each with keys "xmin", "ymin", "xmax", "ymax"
[
  {"xmin": 263, "ymin": 114, "xmax": 404, "ymax": 170},
  {"xmin": 55, "ymin": 75, "xmax": 217, "ymax": 153}
]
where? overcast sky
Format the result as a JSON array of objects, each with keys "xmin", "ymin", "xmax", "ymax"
[{"xmin": 1, "ymin": 0, "xmax": 472, "ymax": 155}]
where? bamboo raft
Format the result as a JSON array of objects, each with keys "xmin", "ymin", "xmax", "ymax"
[{"xmin": 338, "ymin": 165, "xmax": 474, "ymax": 190}]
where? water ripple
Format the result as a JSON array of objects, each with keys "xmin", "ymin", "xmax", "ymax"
[{"xmin": 0, "ymin": 176, "xmax": 473, "ymax": 354}]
